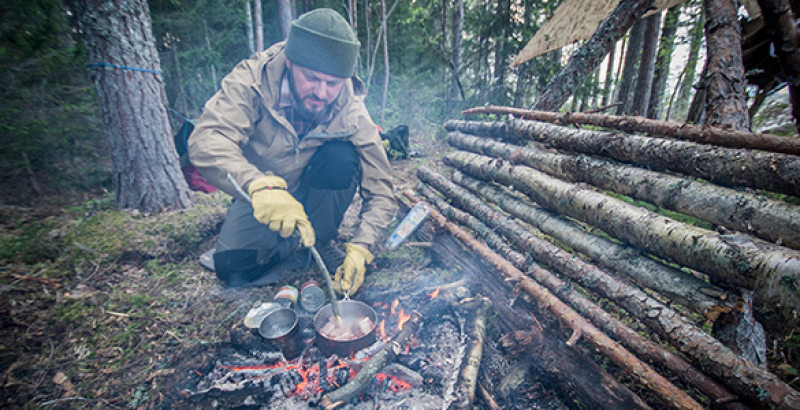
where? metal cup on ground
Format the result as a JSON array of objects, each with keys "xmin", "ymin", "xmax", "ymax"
[{"xmin": 258, "ymin": 307, "xmax": 302, "ymax": 360}]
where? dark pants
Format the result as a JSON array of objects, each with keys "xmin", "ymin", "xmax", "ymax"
[{"xmin": 213, "ymin": 141, "xmax": 360, "ymax": 287}]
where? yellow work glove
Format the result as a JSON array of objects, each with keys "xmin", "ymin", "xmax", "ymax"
[
  {"xmin": 248, "ymin": 175, "xmax": 315, "ymax": 248},
  {"xmin": 333, "ymin": 243, "xmax": 373, "ymax": 294}
]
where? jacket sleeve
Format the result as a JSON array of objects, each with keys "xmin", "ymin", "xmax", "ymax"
[
  {"xmin": 187, "ymin": 56, "xmax": 266, "ymax": 201},
  {"xmin": 349, "ymin": 112, "xmax": 398, "ymax": 246}
]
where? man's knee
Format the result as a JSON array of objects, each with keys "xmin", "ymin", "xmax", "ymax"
[{"xmin": 305, "ymin": 141, "xmax": 360, "ymax": 190}]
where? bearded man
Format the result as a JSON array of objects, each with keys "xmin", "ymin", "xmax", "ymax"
[{"xmin": 188, "ymin": 8, "xmax": 396, "ymax": 293}]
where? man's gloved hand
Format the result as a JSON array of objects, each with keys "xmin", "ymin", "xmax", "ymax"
[
  {"xmin": 333, "ymin": 243, "xmax": 373, "ymax": 294},
  {"xmin": 248, "ymin": 175, "xmax": 315, "ymax": 247}
]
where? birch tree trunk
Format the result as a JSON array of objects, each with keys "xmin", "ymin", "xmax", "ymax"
[
  {"xmin": 447, "ymin": 131, "xmax": 800, "ymax": 249},
  {"xmin": 74, "ymin": 0, "xmax": 191, "ymax": 212},
  {"xmin": 530, "ymin": 0, "xmax": 654, "ymax": 112},
  {"xmin": 445, "ymin": 119, "xmax": 800, "ymax": 197},
  {"xmin": 443, "ymin": 150, "xmax": 800, "ymax": 335},
  {"xmin": 380, "ymin": 0, "xmax": 389, "ymax": 123},
  {"xmin": 254, "ymin": 0, "xmax": 263, "ymax": 49},
  {"xmin": 246, "ymin": 2, "xmax": 255, "ymax": 55},
  {"xmin": 277, "ymin": 0, "xmax": 293, "ymax": 40},
  {"xmin": 702, "ymin": 0, "xmax": 749, "ymax": 130},
  {"xmin": 450, "ymin": 0, "xmax": 464, "ymax": 102}
]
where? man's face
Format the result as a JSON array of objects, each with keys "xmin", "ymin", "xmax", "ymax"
[{"xmin": 286, "ymin": 61, "xmax": 346, "ymax": 122}]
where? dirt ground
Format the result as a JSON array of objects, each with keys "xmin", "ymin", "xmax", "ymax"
[{"xmin": 0, "ymin": 126, "xmax": 452, "ymax": 409}]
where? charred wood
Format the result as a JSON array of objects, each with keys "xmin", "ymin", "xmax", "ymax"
[
  {"xmin": 444, "ymin": 150, "xmax": 800, "ymax": 335},
  {"xmin": 417, "ymin": 169, "xmax": 749, "ymax": 410},
  {"xmin": 444, "ymin": 119, "xmax": 800, "ymax": 197},
  {"xmin": 460, "ymin": 106, "xmax": 800, "ymax": 156},
  {"xmin": 450, "ymin": 297, "xmax": 490, "ymax": 410},
  {"xmin": 400, "ymin": 190, "xmax": 704, "ymax": 410},
  {"xmin": 447, "ymin": 131, "xmax": 800, "ymax": 251},
  {"xmin": 320, "ymin": 311, "xmax": 422, "ymax": 409}
]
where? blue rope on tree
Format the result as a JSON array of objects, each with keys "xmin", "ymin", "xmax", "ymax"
[{"xmin": 88, "ymin": 62, "xmax": 161, "ymax": 75}]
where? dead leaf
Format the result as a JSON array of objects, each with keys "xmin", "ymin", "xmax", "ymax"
[{"xmin": 53, "ymin": 372, "xmax": 68, "ymax": 385}]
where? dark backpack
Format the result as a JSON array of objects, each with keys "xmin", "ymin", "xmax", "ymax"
[
  {"xmin": 173, "ymin": 118, "xmax": 217, "ymax": 194},
  {"xmin": 380, "ymin": 125, "xmax": 410, "ymax": 160}
]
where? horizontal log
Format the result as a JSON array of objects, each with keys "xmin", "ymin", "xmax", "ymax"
[
  {"xmin": 447, "ymin": 131, "xmax": 800, "ymax": 250},
  {"xmin": 449, "ymin": 169, "xmax": 735, "ymax": 319},
  {"xmin": 461, "ymin": 105, "xmax": 800, "ymax": 156},
  {"xmin": 400, "ymin": 190, "xmax": 705, "ymax": 410},
  {"xmin": 444, "ymin": 150, "xmax": 800, "ymax": 334},
  {"xmin": 415, "ymin": 175, "xmax": 748, "ymax": 410},
  {"xmin": 444, "ymin": 119, "xmax": 800, "ymax": 197}
]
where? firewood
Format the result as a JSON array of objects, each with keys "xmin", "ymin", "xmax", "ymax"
[
  {"xmin": 460, "ymin": 105, "xmax": 800, "ymax": 156},
  {"xmin": 450, "ymin": 297, "xmax": 489, "ymax": 410},
  {"xmin": 445, "ymin": 150, "xmax": 800, "ymax": 335},
  {"xmin": 444, "ymin": 119, "xmax": 800, "ymax": 197},
  {"xmin": 401, "ymin": 190, "xmax": 704, "ymax": 410},
  {"xmin": 448, "ymin": 131, "xmax": 800, "ymax": 250},
  {"xmin": 320, "ymin": 311, "xmax": 422, "ymax": 410},
  {"xmin": 415, "ymin": 177, "xmax": 749, "ymax": 410}
]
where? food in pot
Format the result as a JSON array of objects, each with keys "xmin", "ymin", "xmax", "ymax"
[{"xmin": 319, "ymin": 315, "xmax": 374, "ymax": 341}]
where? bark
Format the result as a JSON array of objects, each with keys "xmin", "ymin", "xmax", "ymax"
[
  {"xmin": 602, "ymin": 43, "xmax": 616, "ymax": 107},
  {"xmin": 630, "ymin": 12, "xmax": 661, "ymax": 116},
  {"xmin": 74, "ymin": 0, "xmax": 191, "ymax": 212},
  {"xmin": 277, "ymin": 0, "xmax": 293, "ymax": 40},
  {"xmin": 254, "ymin": 0, "xmax": 263, "ymax": 49},
  {"xmin": 320, "ymin": 311, "xmax": 422, "ymax": 409},
  {"xmin": 648, "ymin": 5, "xmax": 680, "ymax": 119},
  {"xmin": 445, "ymin": 118, "xmax": 800, "ymax": 197},
  {"xmin": 531, "ymin": 0, "xmax": 655, "ymax": 112},
  {"xmin": 447, "ymin": 131, "xmax": 800, "ymax": 250},
  {"xmin": 246, "ymin": 2, "xmax": 255, "ymax": 55},
  {"xmin": 616, "ymin": 18, "xmax": 647, "ymax": 115},
  {"xmin": 416, "ymin": 170, "xmax": 748, "ymax": 409},
  {"xmin": 757, "ymin": 0, "xmax": 800, "ymax": 133},
  {"xmin": 401, "ymin": 190, "xmax": 705, "ymax": 410},
  {"xmin": 703, "ymin": 0, "xmax": 750, "ymax": 130},
  {"xmin": 380, "ymin": 0, "xmax": 388, "ymax": 123},
  {"xmin": 442, "ymin": 150, "xmax": 800, "ymax": 334},
  {"xmin": 450, "ymin": 0, "xmax": 464, "ymax": 102},
  {"xmin": 451, "ymin": 298, "xmax": 489, "ymax": 410},
  {"xmin": 461, "ymin": 105, "xmax": 800, "ymax": 155},
  {"xmin": 672, "ymin": 6, "xmax": 705, "ymax": 121}
]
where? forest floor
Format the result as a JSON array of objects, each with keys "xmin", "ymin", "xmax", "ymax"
[{"xmin": 0, "ymin": 125, "xmax": 453, "ymax": 409}]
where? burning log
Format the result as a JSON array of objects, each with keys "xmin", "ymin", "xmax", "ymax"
[
  {"xmin": 444, "ymin": 119, "xmax": 800, "ymax": 197},
  {"xmin": 400, "ymin": 190, "xmax": 705, "ymax": 410},
  {"xmin": 415, "ymin": 176, "xmax": 750, "ymax": 410},
  {"xmin": 444, "ymin": 150, "xmax": 800, "ymax": 334},
  {"xmin": 460, "ymin": 105, "xmax": 800, "ymax": 156},
  {"xmin": 450, "ymin": 297, "xmax": 490, "ymax": 410},
  {"xmin": 449, "ymin": 169, "xmax": 734, "ymax": 319},
  {"xmin": 447, "ymin": 131, "xmax": 800, "ymax": 250},
  {"xmin": 320, "ymin": 311, "xmax": 422, "ymax": 409}
]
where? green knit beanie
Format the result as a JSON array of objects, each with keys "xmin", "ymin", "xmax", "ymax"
[{"xmin": 284, "ymin": 8, "xmax": 360, "ymax": 78}]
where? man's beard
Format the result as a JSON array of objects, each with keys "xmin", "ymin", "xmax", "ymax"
[{"xmin": 288, "ymin": 69, "xmax": 332, "ymax": 124}]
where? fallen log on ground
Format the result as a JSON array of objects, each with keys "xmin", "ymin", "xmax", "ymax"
[
  {"xmin": 320, "ymin": 311, "xmax": 422, "ymax": 410},
  {"xmin": 449, "ymin": 170, "xmax": 734, "ymax": 319},
  {"xmin": 444, "ymin": 151, "xmax": 800, "ymax": 333},
  {"xmin": 451, "ymin": 297, "xmax": 490, "ymax": 410},
  {"xmin": 400, "ymin": 190, "xmax": 705, "ymax": 410},
  {"xmin": 444, "ymin": 119, "xmax": 800, "ymax": 197},
  {"xmin": 415, "ymin": 176, "xmax": 750, "ymax": 410},
  {"xmin": 460, "ymin": 105, "xmax": 800, "ymax": 156},
  {"xmin": 447, "ymin": 131, "xmax": 800, "ymax": 250}
]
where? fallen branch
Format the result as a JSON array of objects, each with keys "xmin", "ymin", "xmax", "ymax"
[
  {"xmin": 451, "ymin": 297, "xmax": 490, "ymax": 410},
  {"xmin": 320, "ymin": 311, "xmax": 422, "ymax": 410},
  {"xmin": 461, "ymin": 105, "xmax": 800, "ymax": 156},
  {"xmin": 448, "ymin": 131, "xmax": 800, "ymax": 250},
  {"xmin": 444, "ymin": 119, "xmax": 800, "ymax": 197},
  {"xmin": 400, "ymin": 190, "xmax": 704, "ymax": 410}
]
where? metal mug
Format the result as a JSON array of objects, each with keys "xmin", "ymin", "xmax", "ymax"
[{"xmin": 258, "ymin": 307, "xmax": 301, "ymax": 360}]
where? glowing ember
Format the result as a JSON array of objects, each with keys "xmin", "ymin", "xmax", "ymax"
[
  {"xmin": 428, "ymin": 287, "xmax": 441, "ymax": 300},
  {"xmin": 398, "ymin": 309, "xmax": 412, "ymax": 330},
  {"xmin": 376, "ymin": 372, "xmax": 414, "ymax": 392},
  {"xmin": 390, "ymin": 299, "xmax": 399, "ymax": 314},
  {"xmin": 378, "ymin": 319, "xmax": 387, "ymax": 340}
]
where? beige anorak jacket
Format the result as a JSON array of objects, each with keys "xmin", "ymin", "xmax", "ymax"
[{"xmin": 188, "ymin": 42, "xmax": 397, "ymax": 246}]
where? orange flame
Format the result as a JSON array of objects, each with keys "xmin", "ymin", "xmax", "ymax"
[
  {"xmin": 378, "ymin": 319, "xmax": 387, "ymax": 340},
  {"xmin": 390, "ymin": 299, "xmax": 399, "ymax": 315},
  {"xmin": 397, "ymin": 309, "xmax": 411, "ymax": 330},
  {"xmin": 428, "ymin": 287, "xmax": 441, "ymax": 300},
  {"xmin": 376, "ymin": 372, "xmax": 414, "ymax": 392}
]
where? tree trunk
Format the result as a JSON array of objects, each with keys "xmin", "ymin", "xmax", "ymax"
[
  {"xmin": 757, "ymin": 0, "xmax": 800, "ymax": 133},
  {"xmin": 418, "ymin": 169, "xmax": 750, "ymax": 410},
  {"xmin": 277, "ymin": 0, "xmax": 293, "ymax": 40},
  {"xmin": 246, "ymin": 2, "xmax": 255, "ymax": 55},
  {"xmin": 531, "ymin": 0, "xmax": 655, "ymax": 112},
  {"xmin": 703, "ymin": 0, "xmax": 749, "ymax": 130},
  {"xmin": 380, "ymin": 0, "xmax": 389, "ymax": 123},
  {"xmin": 74, "ymin": 0, "xmax": 191, "ymax": 212},
  {"xmin": 447, "ymin": 130, "xmax": 800, "ymax": 249},
  {"xmin": 443, "ymin": 150, "xmax": 800, "ymax": 335},
  {"xmin": 451, "ymin": 0, "xmax": 464, "ymax": 102},
  {"xmin": 445, "ymin": 118, "xmax": 800, "ymax": 197},
  {"xmin": 648, "ymin": 5, "xmax": 680, "ymax": 119},
  {"xmin": 202, "ymin": 19, "xmax": 218, "ymax": 90},
  {"xmin": 602, "ymin": 42, "xmax": 616, "ymax": 107},
  {"xmin": 616, "ymin": 18, "xmax": 646, "ymax": 115},
  {"xmin": 460, "ymin": 105, "xmax": 800, "ymax": 155},
  {"xmin": 254, "ymin": 0, "xmax": 263, "ymax": 49},
  {"xmin": 673, "ymin": 5, "xmax": 705, "ymax": 121},
  {"xmin": 630, "ymin": 12, "xmax": 661, "ymax": 116}
]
